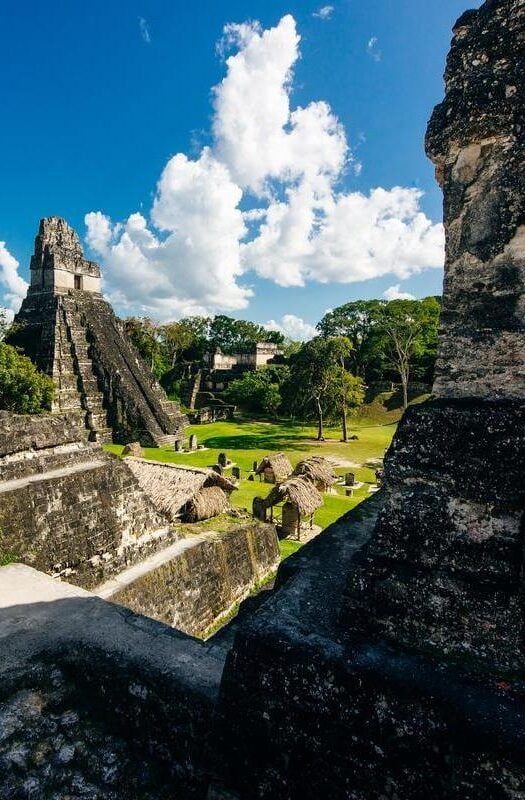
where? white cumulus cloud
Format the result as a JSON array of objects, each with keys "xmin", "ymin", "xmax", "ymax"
[
  {"xmin": 86, "ymin": 150, "xmax": 252, "ymax": 319},
  {"xmin": 382, "ymin": 284, "xmax": 417, "ymax": 301},
  {"xmin": 243, "ymin": 186, "xmax": 444, "ymax": 287},
  {"xmin": 0, "ymin": 241, "xmax": 28, "ymax": 313},
  {"xmin": 85, "ymin": 14, "xmax": 443, "ymax": 321},
  {"xmin": 265, "ymin": 314, "xmax": 317, "ymax": 341},
  {"xmin": 213, "ymin": 16, "xmax": 347, "ymax": 195},
  {"xmin": 313, "ymin": 5, "xmax": 334, "ymax": 19}
]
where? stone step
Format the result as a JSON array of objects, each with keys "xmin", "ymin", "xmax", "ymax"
[
  {"xmin": 72, "ymin": 343, "xmax": 91, "ymax": 358},
  {"xmin": 58, "ymin": 396, "xmax": 84, "ymax": 412},
  {"xmin": 76, "ymin": 365, "xmax": 97, "ymax": 382},
  {"xmin": 53, "ymin": 343, "xmax": 75, "ymax": 359},
  {"xmin": 57, "ymin": 382, "xmax": 79, "ymax": 391},
  {"xmin": 80, "ymin": 377, "xmax": 100, "ymax": 394},
  {"xmin": 87, "ymin": 412, "xmax": 110, "ymax": 429},
  {"xmin": 52, "ymin": 365, "xmax": 77, "ymax": 379},
  {"xmin": 88, "ymin": 427, "xmax": 113, "ymax": 444},
  {"xmin": 162, "ymin": 402, "xmax": 182, "ymax": 414},
  {"xmin": 58, "ymin": 387, "xmax": 82, "ymax": 399},
  {"xmin": 153, "ymin": 434, "xmax": 177, "ymax": 447},
  {"xmin": 83, "ymin": 397, "xmax": 106, "ymax": 415},
  {"xmin": 75, "ymin": 359, "xmax": 95, "ymax": 371},
  {"xmin": 68, "ymin": 324, "xmax": 88, "ymax": 335}
]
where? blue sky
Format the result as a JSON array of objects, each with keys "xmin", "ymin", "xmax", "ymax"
[{"xmin": 0, "ymin": 0, "xmax": 479, "ymax": 337}]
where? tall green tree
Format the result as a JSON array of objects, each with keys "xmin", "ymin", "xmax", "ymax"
[
  {"xmin": 209, "ymin": 315, "xmax": 284, "ymax": 354},
  {"xmin": 159, "ymin": 321, "xmax": 196, "ymax": 368},
  {"xmin": 0, "ymin": 343, "xmax": 54, "ymax": 413},
  {"xmin": 317, "ymin": 296, "xmax": 441, "ymax": 398},
  {"xmin": 287, "ymin": 336, "xmax": 353, "ymax": 440},
  {"xmin": 325, "ymin": 367, "xmax": 365, "ymax": 442},
  {"xmin": 375, "ymin": 297, "xmax": 441, "ymax": 409},
  {"xmin": 317, "ymin": 300, "xmax": 383, "ymax": 378}
]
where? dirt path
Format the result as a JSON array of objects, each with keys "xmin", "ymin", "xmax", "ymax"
[{"xmin": 324, "ymin": 456, "xmax": 362, "ymax": 469}]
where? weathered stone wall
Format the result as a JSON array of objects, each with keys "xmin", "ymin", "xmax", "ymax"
[
  {"xmin": 69, "ymin": 294, "xmax": 186, "ymax": 445},
  {"xmin": 29, "ymin": 216, "xmax": 102, "ymax": 294},
  {"xmin": 3, "ymin": 4, "xmax": 525, "ymax": 798},
  {"xmin": 0, "ymin": 566, "xmax": 226, "ymax": 800},
  {"xmin": 0, "ymin": 412, "xmax": 175, "ymax": 589},
  {"xmin": 109, "ymin": 523, "xmax": 280, "ymax": 638},
  {"xmin": 209, "ymin": 495, "xmax": 525, "ymax": 799},
  {"xmin": 0, "ymin": 410, "xmax": 89, "ymax": 481},
  {"xmin": 427, "ymin": 0, "xmax": 525, "ymax": 399},
  {"xmin": 342, "ymin": 398, "xmax": 525, "ymax": 675}
]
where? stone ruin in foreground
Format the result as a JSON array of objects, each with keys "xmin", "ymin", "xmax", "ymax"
[
  {"xmin": 1, "ymin": 0, "xmax": 525, "ymax": 797},
  {"xmin": 8, "ymin": 217, "xmax": 186, "ymax": 446}
]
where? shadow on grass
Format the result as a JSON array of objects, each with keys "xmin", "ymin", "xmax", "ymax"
[{"xmin": 201, "ymin": 433, "xmax": 325, "ymax": 451}]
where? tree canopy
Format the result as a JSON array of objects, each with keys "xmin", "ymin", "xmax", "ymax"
[
  {"xmin": 317, "ymin": 296, "xmax": 441, "ymax": 399},
  {"xmin": 209, "ymin": 315, "xmax": 283, "ymax": 354},
  {"xmin": 224, "ymin": 365, "xmax": 289, "ymax": 416},
  {"xmin": 0, "ymin": 343, "xmax": 54, "ymax": 414},
  {"xmin": 286, "ymin": 336, "xmax": 363, "ymax": 440},
  {"xmin": 123, "ymin": 314, "xmax": 285, "ymax": 381},
  {"xmin": 374, "ymin": 297, "xmax": 441, "ymax": 408}
]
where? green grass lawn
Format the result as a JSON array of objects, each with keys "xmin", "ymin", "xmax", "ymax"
[{"xmin": 105, "ymin": 415, "xmax": 397, "ymax": 538}]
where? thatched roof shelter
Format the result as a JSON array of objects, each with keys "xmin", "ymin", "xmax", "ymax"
[
  {"xmin": 293, "ymin": 456, "xmax": 338, "ymax": 491},
  {"xmin": 184, "ymin": 486, "xmax": 230, "ymax": 523},
  {"xmin": 125, "ymin": 458, "xmax": 236, "ymax": 521},
  {"xmin": 255, "ymin": 453, "xmax": 293, "ymax": 484},
  {"xmin": 263, "ymin": 477, "xmax": 323, "ymax": 516}
]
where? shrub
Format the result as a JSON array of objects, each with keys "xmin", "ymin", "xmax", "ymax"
[{"xmin": 0, "ymin": 343, "xmax": 54, "ymax": 413}]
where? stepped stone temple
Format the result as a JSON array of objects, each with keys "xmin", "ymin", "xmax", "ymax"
[
  {"xmin": 1, "ymin": 1, "xmax": 525, "ymax": 798},
  {"xmin": 9, "ymin": 217, "xmax": 186, "ymax": 445}
]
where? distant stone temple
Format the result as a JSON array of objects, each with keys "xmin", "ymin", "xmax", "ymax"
[
  {"xmin": 9, "ymin": 217, "xmax": 186, "ymax": 445},
  {"xmin": 204, "ymin": 343, "xmax": 282, "ymax": 372},
  {"xmin": 184, "ymin": 342, "xmax": 283, "ymax": 418}
]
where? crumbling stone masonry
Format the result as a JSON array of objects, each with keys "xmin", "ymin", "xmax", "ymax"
[
  {"xmin": 103, "ymin": 522, "xmax": 280, "ymax": 639},
  {"xmin": 9, "ymin": 217, "xmax": 186, "ymax": 445},
  {"xmin": 0, "ymin": 411, "xmax": 175, "ymax": 589},
  {"xmin": 0, "ymin": 410, "xmax": 279, "ymax": 634},
  {"xmin": 0, "ymin": 566, "xmax": 226, "ymax": 800}
]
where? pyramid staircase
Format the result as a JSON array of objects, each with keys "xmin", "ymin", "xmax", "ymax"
[
  {"xmin": 58, "ymin": 296, "xmax": 185, "ymax": 448},
  {"xmin": 56, "ymin": 299, "xmax": 113, "ymax": 443}
]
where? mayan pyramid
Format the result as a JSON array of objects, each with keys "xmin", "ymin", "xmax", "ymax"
[{"xmin": 9, "ymin": 217, "xmax": 186, "ymax": 446}]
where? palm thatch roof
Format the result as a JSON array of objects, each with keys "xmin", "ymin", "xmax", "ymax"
[
  {"xmin": 263, "ymin": 477, "xmax": 323, "ymax": 516},
  {"xmin": 255, "ymin": 452, "xmax": 293, "ymax": 477},
  {"xmin": 125, "ymin": 458, "xmax": 236, "ymax": 521},
  {"xmin": 184, "ymin": 485, "xmax": 230, "ymax": 522},
  {"xmin": 293, "ymin": 456, "xmax": 338, "ymax": 488}
]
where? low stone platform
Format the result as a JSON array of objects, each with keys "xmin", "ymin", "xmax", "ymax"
[
  {"xmin": 0, "ymin": 564, "xmax": 227, "ymax": 799},
  {"xmin": 98, "ymin": 523, "xmax": 280, "ymax": 638},
  {"xmin": 0, "ymin": 412, "xmax": 174, "ymax": 589}
]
